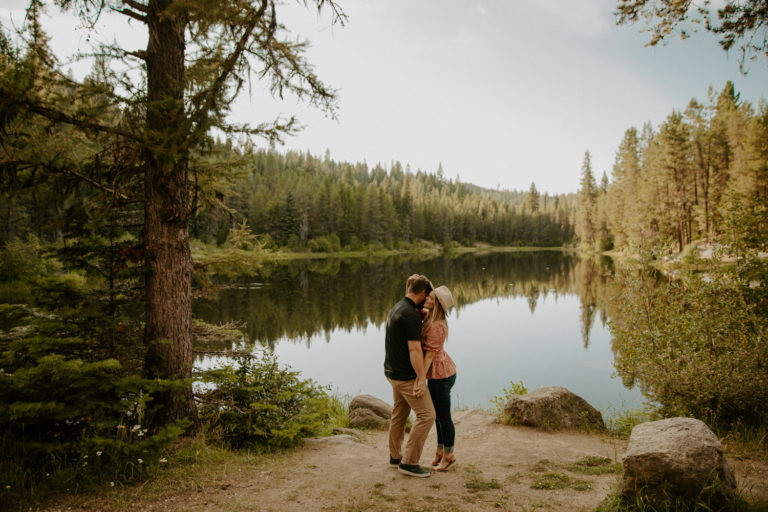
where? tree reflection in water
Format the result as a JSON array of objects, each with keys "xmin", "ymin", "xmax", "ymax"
[{"xmin": 193, "ymin": 251, "xmax": 616, "ymax": 355}]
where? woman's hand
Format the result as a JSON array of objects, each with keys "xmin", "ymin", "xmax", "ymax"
[{"xmin": 413, "ymin": 378, "xmax": 427, "ymax": 397}]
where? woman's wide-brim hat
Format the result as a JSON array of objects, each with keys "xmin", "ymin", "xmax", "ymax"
[{"xmin": 433, "ymin": 285, "xmax": 455, "ymax": 311}]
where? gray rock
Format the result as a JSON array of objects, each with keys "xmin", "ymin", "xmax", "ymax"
[
  {"xmin": 348, "ymin": 394, "xmax": 392, "ymax": 429},
  {"xmin": 621, "ymin": 417, "xmax": 737, "ymax": 507},
  {"xmin": 502, "ymin": 386, "xmax": 605, "ymax": 431}
]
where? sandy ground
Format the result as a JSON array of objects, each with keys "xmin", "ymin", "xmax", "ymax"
[{"xmin": 38, "ymin": 410, "xmax": 768, "ymax": 512}]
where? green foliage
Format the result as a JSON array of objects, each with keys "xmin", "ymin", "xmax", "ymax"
[
  {"xmin": 463, "ymin": 465, "xmax": 501, "ymax": 493},
  {"xmin": 531, "ymin": 472, "xmax": 590, "ymax": 491},
  {"xmin": 197, "ymin": 350, "xmax": 331, "ymax": 450},
  {"xmin": 610, "ymin": 268, "xmax": 768, "ymax": 428},
  {"xmin": 605, "ymin": 407, "xmax": 659, "ymax": 439},
  {"xmin": 489, "ymin": 380, "xmax": 528, "ymax": 416},
  {"xmin": 191, "ymin": 147, "xmax": 578, "ymax": 251},
  {"xmin": 321, "ymin": 392, "xmax": 351, "ymax": 433},
  {"xmin": 0, "ymin": 236, "xmax": 59, "ymax": 284},
  {"xmin": 308, "ymin": 233, "xmax": 341, "ymax": 253},
  {"xmin": 596, "ymin": 480, "xmax": 753, "ymax": 512},
  {"xmin": 0, "ymin": 305, "xmax": 187, "ymax": 502},
  {"xmin": 594, "ymin": 82, "xmax": 768, "ymax": 256},
  {"xmin": 563, "ymin": 456, "xmax": 621, "ymax": 475}
]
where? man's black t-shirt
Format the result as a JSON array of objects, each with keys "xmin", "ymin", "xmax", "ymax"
[{"xmin": 384, "ymin": 297, "xmax": 423, "ymax": 381}]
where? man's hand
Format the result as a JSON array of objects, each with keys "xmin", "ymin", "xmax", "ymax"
[{"xmin": 413, "ymin": 378, "xmax": 427, "ymax": 397}]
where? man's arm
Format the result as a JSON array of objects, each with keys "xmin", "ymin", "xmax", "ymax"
[{"xmin": 408, "ymin": 340, "xmax": 427, "ymax": 397}]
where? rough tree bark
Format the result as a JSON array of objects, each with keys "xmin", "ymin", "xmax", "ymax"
[{"xmin": 142, "ymin": 0, "xmax": 197, "ymax": 427}]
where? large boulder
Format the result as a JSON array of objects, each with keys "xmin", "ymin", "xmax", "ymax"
[
  {"xmin": 348, "ymin": 394, "xmax": 392, "ymax": 429},
  {"xmin": 502, "ymin": 386, "xmax": 605, "ymax": 431},
  {"xmin": 621, "ymin": 417, "xmax": 737, "ymax": 508}
]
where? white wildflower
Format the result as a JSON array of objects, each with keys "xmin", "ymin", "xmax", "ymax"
[
  {"xmin": 137, "ymin": 458, "xmax": 143, "ymax": 464},
  {"xmin": 131, "ymin": 424, "xmax": 141, "ymax": 432},
  {"xmin": 110, "ymin": 482, "xmax": 115, "ymax": 487},
  {"xmin": 96, "ymin": 451, "xmax": 102, "ymax": 456},
  {"xmin": 83, "ymin": 455, "xmax": 88, "ymax": 459},
  {"xmin": 159, "ymin": 458, "xmax": 167, "ymax": 463}
]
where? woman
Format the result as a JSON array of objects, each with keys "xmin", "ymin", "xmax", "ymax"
[{"xmin": 421, "ymin": 285, "xmax": 457, "ymax": 471}]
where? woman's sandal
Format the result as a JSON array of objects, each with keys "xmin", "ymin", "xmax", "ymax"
[
  {"xmin": 431, "ymin": 450, "xmax": 444, "ymax": 468},
  {"xmin": 435, "ymin": 454, "xmax": 455, "ymax": 472}
]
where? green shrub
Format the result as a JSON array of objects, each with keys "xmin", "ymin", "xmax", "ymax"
[
  {"xmin": 605, "ymin": 407, "xmax": 659, "ymax": 438},
  {"xmin": 197, "ymin": 350, "xmax": 331, "ymax": 449},
  {"xmin": 307, "ymin": 234, "xmax": 341, "ymax": 253},
  {"xmin": 489, "ymin": 380, "xmax": 528, "ymax": 416},
  {"xmin": 0, "ymin": 236, "xmax": 59, "ymax": 283},
  {"xmin": 0, "ymin": 305, "xmax": 186, "ymax": 501},
  {"xmin": 610, "ymin": 268, "xmax": 768, "ymax": 428}
]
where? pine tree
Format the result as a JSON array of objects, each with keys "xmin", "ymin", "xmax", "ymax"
[
  {"xmin": 575, "ymin": 151, "xmax": 597, "ymax": 249},
  {"xmin": 1, "ymin": 0, "xmax": 346, "ymax": 426}
]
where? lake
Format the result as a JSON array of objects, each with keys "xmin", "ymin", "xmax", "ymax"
[{"xmin": 193, "ymin": 251, "xmax": 646, "ymax": 416}]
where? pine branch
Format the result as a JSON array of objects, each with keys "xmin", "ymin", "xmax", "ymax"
[
  {"xmin": 123, "ymin": 0, "xmax": 149, "ymax": 13},
  {"xmin": 115, "ymin": 8, "xmax": 147, "ymax": 24},
  {"xmin": 4, "ymin": 90, "xmax": 143, "ymax": 143},
  {"xmin": 58, "ymin": 167, "xmax": 130, "ymax": 202},
  {"xmin": 185, "ymin": 1, "xmax": 268, "ymax": 148}
]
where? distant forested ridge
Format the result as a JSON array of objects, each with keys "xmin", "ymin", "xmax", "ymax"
[
  {"xmin": 191, "ymin": 148, "xmax": 578, "ymax": 249},
  {"xmin": 575, "ymin": 81, "xmax": 767, "ymax": 256}
]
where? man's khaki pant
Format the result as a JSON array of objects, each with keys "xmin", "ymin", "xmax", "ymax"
[{"xmin": 387, "ymin": 377, "xmax": 436, "ymax": 466}]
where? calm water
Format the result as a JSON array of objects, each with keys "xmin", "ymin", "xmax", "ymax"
[{"xmin": 193, "ymin": 251, "xmax": 645, "ymax": 415}]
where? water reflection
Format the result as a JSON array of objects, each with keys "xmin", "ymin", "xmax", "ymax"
[
  {"xmin": 193, "ymin": 253, "xmax": 627, "ymax": 358},
  {"xmin": 193, "ymin": 251, "xmax": 612, "ymax": 351},
  {"xmin": 193, "ymin": 251, "xmax": 643, "ymax": 411}
]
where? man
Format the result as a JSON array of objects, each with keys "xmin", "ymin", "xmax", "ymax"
[{"xmin": 384, "ymin": 274, "xmax": 436, "ymax": 478}]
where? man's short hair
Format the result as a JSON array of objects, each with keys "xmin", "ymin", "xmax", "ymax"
[{"xmin": 406, "ymin": 274, "xmax": 433, "ymax": 295}]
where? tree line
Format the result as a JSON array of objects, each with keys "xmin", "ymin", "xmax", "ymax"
[
  {"xmin": 191, "ymin": 146, "xmax": 577, "ymax": 250},
  {"xmin": 576, "ymin": 81, "xmax": 767, "ymax": 256}
]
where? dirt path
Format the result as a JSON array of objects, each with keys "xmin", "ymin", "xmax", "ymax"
[{"xmin": 39, "ymin": 410, "xmax": 768, "ymax": 512}]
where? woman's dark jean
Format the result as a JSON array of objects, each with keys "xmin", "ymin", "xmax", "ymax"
[{"xmin": 428, "ymin": 373, "xmax": 457, "ymax": 452}]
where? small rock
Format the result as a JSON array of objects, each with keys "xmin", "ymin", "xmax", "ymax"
[
  {"xmin": 348, "ymin": 394, "xmax": 392, "ymax": 429},
  {"xmin": 502, "ymin": 386, "xmax": 605, "ymax": 431},
  {"xmin": 621, "ymin": 417, "xmax": 737, "ymax": 508}
]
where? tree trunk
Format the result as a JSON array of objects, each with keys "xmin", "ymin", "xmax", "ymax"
[{"xmin": 143, "ymin": 0, "xmax": 197, "ymax": 428}]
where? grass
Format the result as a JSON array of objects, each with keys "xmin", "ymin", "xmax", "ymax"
[
  {"xmin": 603, "ymin": 406, "xmax": 659, "ymax": 439},
  {"xmin": 531, "ymin": 472, "xmax": 591, "ymax": 491},
  {"xmin": 564, "ymin": 456, "xmax": 622, "ymax": 476},
  {"xmin": 15, "ymin": 436, "xmax": 270, "ymax": 512},
  {"xmin": 463, "ymin": 464, "xmax": 502, "ymax": 493},
  {"xmin": 320, "ymin": 391, "xmax": 351, "ymax": 434},
  {"xmin": 720, "ymin": 422, "xmax": 768, "ymax": 463},
  {"xmin": 595, "ymin": 478, "xmax": 766, "ymax": 512}
]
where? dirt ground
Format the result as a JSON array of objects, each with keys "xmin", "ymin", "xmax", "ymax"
[{"xmin": 38, "ymin": 410, "xmax": 768, "ymax": 512}]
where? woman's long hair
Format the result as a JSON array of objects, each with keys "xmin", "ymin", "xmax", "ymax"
[{"xmin": 422, "ymin": 296, "xmax": 449, "ymax": 339}]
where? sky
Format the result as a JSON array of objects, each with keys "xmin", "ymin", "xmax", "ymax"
[{"xmin": 2, "ymin": 0, "xmax": 767, "ymax": 195}]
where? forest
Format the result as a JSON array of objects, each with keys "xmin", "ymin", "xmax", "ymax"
[
  {"xmin": 190, "ymin": 148, "xmax": 577, "ymax": 250},
  {"xmin": 575, "ymin": 81, "xmax": 768, "ymax": 259},
  {"xmin": 1, "ymin": 0, "xmax": 768, "ymax": 509}
]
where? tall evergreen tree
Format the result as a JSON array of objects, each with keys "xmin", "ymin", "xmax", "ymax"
[
  {"xmin": 1, "ymin": 0, "xmax": 345, "ymax": 426},
  {"xmin": 575, "ymin": 151, "xmax": 597, "ymax": 249}
]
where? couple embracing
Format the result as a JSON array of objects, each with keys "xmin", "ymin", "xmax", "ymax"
[{"xmin": 384, "ymin": 274, "xmax": 457, "ymax": 478}]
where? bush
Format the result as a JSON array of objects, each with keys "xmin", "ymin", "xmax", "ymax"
[
  {"xmin": 307, "ymin": 234, "xmax": 341, "ymax": 253},
  {"xmin": 0, "ymin": 236, "xmax": 59, "ymax": 283},
  {"xmin": 489, "ymin": 380, "xmax": 528, "ymax": 416},
  {"xmin": 0, "ymin": 304, "xmax": 186, "ymax": 500},
  {"xmin": 610, "ymin": 268, "xmax": 768, "ymax": 428},
  {"xmin": 197, "ymin": 350, "xmax": 331, "ymax": 450}
]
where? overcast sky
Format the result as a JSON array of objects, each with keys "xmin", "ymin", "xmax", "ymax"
[{"xmin": 2, "ymin": 0, "xmax": 767, "ymax": 195}]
